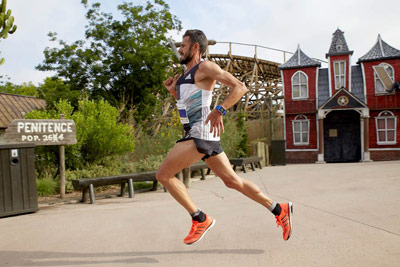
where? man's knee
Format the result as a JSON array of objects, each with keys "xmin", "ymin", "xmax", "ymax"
[
  {"xmin": 222, "ymin": 176, "xmax": 242, "ymax": 190},
  {"xmin": 156, "ymin": 170, "xmax": 169, "ymax": 184}
]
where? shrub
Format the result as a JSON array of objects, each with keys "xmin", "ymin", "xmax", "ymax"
[
  {"xmin": 236, "ymin": 112, "xmax": 249, "ymax": 157},
  {"xmin": 135, "ymin": 154, "xmax": 165, "ymax": 172},
  {"xmin": 220, "ymin": 115, "xmax": 242, "ymax": 158},
  {"xmin": 65, "ymin": 160, "xmax": 122, "ymax": 192},
  {"xmin": 26, "ymin": 99, "xmax": 135, "ymax": 177},
  {"xmin": 36, "ymin": 178, "xmax": 58, "ymax": 196},
  {"xmin": 132, "ymin": 109, "xmax": 181, "ymax": 161}
]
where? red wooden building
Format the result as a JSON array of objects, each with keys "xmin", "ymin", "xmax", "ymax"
[{"xmin": 279, "ymin": 29, "xmax": 400, "ymax": 163}]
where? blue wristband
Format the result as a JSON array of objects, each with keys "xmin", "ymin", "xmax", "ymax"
[{"xmin": 216, "ymin": 105, "xmax": 226, "ymax": 116}]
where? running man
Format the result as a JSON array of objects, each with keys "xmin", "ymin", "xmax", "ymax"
[{"xmin": 156, "ymin": 29, "xmax": 293, "ymax": 245}]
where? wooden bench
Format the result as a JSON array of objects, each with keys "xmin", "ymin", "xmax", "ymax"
[
  {"xmin": 71, "ymin": 171, "xmax": 158, "ymax": 204},
  {"xmin": 190, "ymin": 162, "xmax": 211, "ymax": 180},
  {"xmin": 229, "ymin": 156, "xmax": 263, "ymax": 173}
]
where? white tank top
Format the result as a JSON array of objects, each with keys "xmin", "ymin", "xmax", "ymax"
[{"xmin": 176, "ymin": 62, "xmax": 219, "ymax": 141}]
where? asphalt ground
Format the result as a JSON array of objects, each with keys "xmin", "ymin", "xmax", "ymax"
[{"xmin": 1, "ymin": 160, "xmax": 399, "ymax": 267}]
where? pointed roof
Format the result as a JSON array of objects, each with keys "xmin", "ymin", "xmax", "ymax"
[
  {"xmin": 326, "ymin": 28, "xmax": 353, "ymax": 58},
  {"xmin": 319, "ymin": 88, "xmax": 367, "ymax": 111},
  {"xmin": 279, "ymin": 45, "xmax": 321, "ymax": 70},
  {"xmin": 358, "ymin": 34, "xmax": 400, "ymax": 63}
]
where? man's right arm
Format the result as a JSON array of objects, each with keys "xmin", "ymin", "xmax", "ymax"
[{"xmin": 164, "ymin": 74, "xmax": 180, "ymax": 100}]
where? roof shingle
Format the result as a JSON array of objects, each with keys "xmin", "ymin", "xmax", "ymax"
[
  {"xmin": 358, "ymin": 35, "xmax": 400, "ymax": 63},
  {"xmin": 279, "ymin": 45, "xmax": 321, "ymax": 70},
  {"xmin": 326, "ymin": 28, "xmax": 353, "ymax": 58},
  {"xmin": 0, "ymin": 93, "xmax": 46, "ymax": 129}
]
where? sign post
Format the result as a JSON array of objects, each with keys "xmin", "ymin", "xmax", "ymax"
[{"xmin": 59, "ymin": 114, "xmax": 66, "ymax": 198}]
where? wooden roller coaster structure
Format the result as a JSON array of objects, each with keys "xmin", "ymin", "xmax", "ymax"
[
  {"xmin": 205, "ymin": 42, "xmax": 283, "ymax": 119},
  {"xmin": 166, "ymin": 40, "xmax": 290, "ymax": 121}
]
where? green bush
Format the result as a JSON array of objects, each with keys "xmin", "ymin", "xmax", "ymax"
[
  {"xmin": 220, "ymin": 115, "xmax": 242, "ymax": 158},
  {"xmin": 65, "ymin": 161, "xmax": 122, "ymax": 192},
  {"xmin": 26, "ymin": 99, "xmax": 135, "ymax": 177},
  {"xmin": 36, "ymin": 178, "xmax": 58, "ymax": 196},
  {"xmin": 135, "ymin": 154, "xmax": 165, "ymax": 172},
  {"xmin": 132, "ymin": 110, "xmax": 181, "ymax": 162},
  {"xmin": 235, "ymin": 112, "xmax": 249, "ymax": 157}
]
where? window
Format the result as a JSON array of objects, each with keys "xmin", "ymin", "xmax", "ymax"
[
  {"xmin": 374, "ymin": 63, "xmax": 394, "ymax": 94},
  {"xmin": 333, "ymin": 61, "xmax": 346, "ymax": 89},
  {"xmin": 292, "ymin": 115, "xmax": 309, "ymax": 145},
  {"xmin": 291, "ymin": 71, "xmax": 308, "ymax": 99},
  {"xmin": 375, "ymin": 111, "xmax": 397, "ymax": 145}
]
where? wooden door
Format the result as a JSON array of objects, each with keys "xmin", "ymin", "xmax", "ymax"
[{"xmin": 324, "ymin": 110, "xmax": 361, "ymax": 162}]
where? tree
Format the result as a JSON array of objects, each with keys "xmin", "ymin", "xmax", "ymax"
[
  {"xmin": 37, "ymin": 77, "xmax": 81, "ymax": 109},
  {"xmin": 0, "ymin": 81, "xmax": 38, "ymax": 97},
  {"xmin": 0, "ymin": 0, "xmax": 17, "ymax": 65},
  {"xmin": 37, "ymin": 0, "xmax": 181, "ymax": 123}
]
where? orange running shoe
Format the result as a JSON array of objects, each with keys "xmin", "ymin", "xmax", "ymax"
[
  {"xmin": 275, "ymin": 202, "xmax": 293, "ymax": 241},
  {"xmin": 184, "ymin": 214, "xmax": 215, "ymax": 245}
]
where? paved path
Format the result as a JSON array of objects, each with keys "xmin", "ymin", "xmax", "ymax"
[{"xmin": 1, "ymin": 161, "xmax": 400, "ymax": 266}]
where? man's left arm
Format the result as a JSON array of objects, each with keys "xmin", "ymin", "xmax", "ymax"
[{"xmin": 202, "ymin": 61, "xmax": 248, "ymax": 137}]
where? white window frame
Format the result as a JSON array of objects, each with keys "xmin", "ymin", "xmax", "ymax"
[
  {"xmin": 333, "ymin": 61, "xmax": 346, "ymax": 89},
  {"xmin": 291, "ymin": 71, "xmax": 308, "ymax": 99},
  {"xmin": 292, "ymin": 115, "xmax": 310, "ymax": 146},
  {"xmin": 375, "ymin": 110, "xmax": 397, "ymax": 145},
  {"xmin": 374, "ymin": 63, "xmax": 394, "ymax": 94}
]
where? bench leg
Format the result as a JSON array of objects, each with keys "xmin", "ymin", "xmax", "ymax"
[
  {"xmin": 89, "ymin": 184, "xmax": 96, "ymax": 204},
  {"xmin": 242, "ymin": 164, "xmax": 247, "ymax": 173},
  {"xmin": 200, "ymin": 169, "xmax": 206, "ymax": 180},
  {"xmin": 251, "ymin": 162, "xmax": 256, "ymax": 171},
  {"xmin": 82, "ymin": 189, "xmax": 88, "ymax": 203},
  {"xmin": 176, "ymin": 171, "xmax": 183, "ymax": 182},
  {"xmin": 258, "ymin": 161, "xmax": 262, "ymax": 169},
  {"xmin": 151, "ymin": 181, "xmax": 158, "ymax": 191},
  {"xmin": 233, "ymin": 165, "xmax": 237, "ymax": 171},
  {"xmin": 120, "ymin": 182, "xmax": 126, "ymax": 197},
  {"xmin": 182, "ymin": 167, "xmax": 191, "ymax": 188},
  {"xmin": 207, "ymin": 168, "xmax": 211, "ymax": 175},
  {"xmin": 128, "ymin": 179, "xmax": 134, "ymax": 198}
]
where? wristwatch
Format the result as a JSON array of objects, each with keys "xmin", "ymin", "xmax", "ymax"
[{"xmin": 215, "ymin": 105, "xmax": 226, "ymax": 116}]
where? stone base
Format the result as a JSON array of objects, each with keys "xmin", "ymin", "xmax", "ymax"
[
  {"xmin": 315, "ymin": 153, "xmax": 326, "ymax": 164},
  {"xmin": 362, "ymin": 152, "xmax": 373, "ymax": 162}
]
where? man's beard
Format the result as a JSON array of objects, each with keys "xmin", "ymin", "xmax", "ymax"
[{"xmin": 179, "ymin": 46, "xmax": 193, "ymax": 64}]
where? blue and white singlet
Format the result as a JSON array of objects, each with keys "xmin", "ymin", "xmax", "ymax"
[{"xmin": 176, "ymin": 62, "xmax": 219, "ymax": 141}]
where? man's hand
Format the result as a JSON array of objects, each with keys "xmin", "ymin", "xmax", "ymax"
[
  {"xmin": 205, "ymin": 109, "xmax": 225, "ymax": 137},
  {"xmin": 164, "ymin": 74, "xmax": 180, "ymax": 94}
]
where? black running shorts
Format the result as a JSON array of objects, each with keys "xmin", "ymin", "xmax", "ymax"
[{"xmin": 176, "ymin": 135, "xmax": 224, "ymax": 160}]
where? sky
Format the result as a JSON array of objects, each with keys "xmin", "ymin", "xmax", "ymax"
[{"xmin": 1, "ymin": 0, "xmax": 399, "ymax": 85}]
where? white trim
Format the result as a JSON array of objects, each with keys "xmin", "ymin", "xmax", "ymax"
[
  {"xmin": 373, "ymin": 62, "xmax": 394, "ymax": 94},
  {"xmin": 292, "ymin": 115, "xmax": 310, "ymax": 146},
  {"xmin": 328, "ymin": 57, "xmax": 332, "ymax": 97},
  {"xmin": 291, "ymin": 71, "xmax": 309, "ymax": 99},
  {"xmin": 286, "ymin": 149, "xmax": 319, "ymax": 152},
  {"xmin": 315, "ymin": 67, "xmax": 319, "ymax": 108},
  {"xmin": 348, "ymin": 54, "xmax": 352, "ymax": 92},
  {"xmin": 280, "ymin": 69, "xmax": 287, "ymax": 150},
  {"xmin": 375, "ymin": 110, "xmax": 397, "ymax": 145},
  {"xmin": 360, "ymin": 117, "xmax": 364, "ymax": 160},
  {"xmin": 361, "ymin": 62, "xmax": 368, "ymax": 104},
  {"xmin": 315, "ymin": 67, "xmax": 320, "ymax": 150},
  {"xmin": 333, "ymin": 60, "xmax": 346, "ymax": 90},
  {"xmin": 369, "ymin": 148, "xmax": 400, "ymax": 151},
  {"xmin": 319, "ymin": 88, "xmax": 369, "ymax": 111}
]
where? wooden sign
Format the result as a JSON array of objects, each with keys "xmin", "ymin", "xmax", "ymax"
[{"xmin": 4, "ymin": 119, "xmax": 77, "ymax": 146}]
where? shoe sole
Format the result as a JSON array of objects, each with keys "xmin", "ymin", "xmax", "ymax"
[
  {"xmin": 185, "ymin": 219, "xmax": 216, "ymax": 245},
  {"xmin": 287, "ymin": 202, "xmax": 293, "ymax": 240}
]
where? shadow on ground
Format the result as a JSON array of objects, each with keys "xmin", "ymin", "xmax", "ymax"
[{"xmin": 0, "ymin": 249, "xmax": 265, "ymax": 266}]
